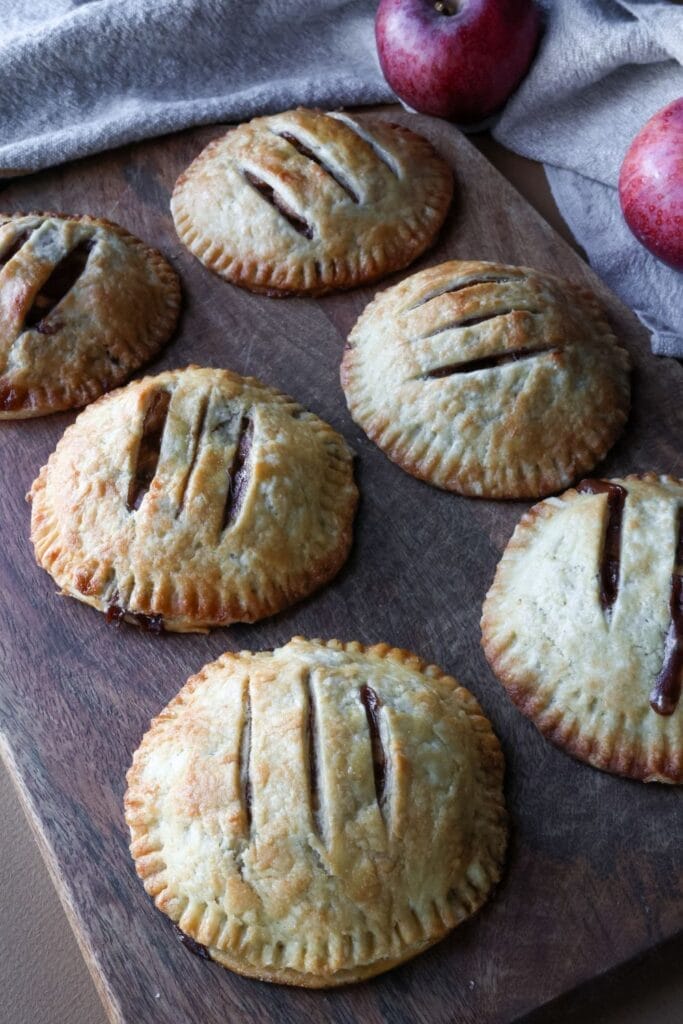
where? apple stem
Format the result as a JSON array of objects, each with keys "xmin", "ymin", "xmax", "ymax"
[{"xmin": 434, "ymin": 0, "xmax": 458, "ymax": 14}]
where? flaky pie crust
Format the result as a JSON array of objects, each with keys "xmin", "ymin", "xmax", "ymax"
[
  {"xmin": 29, "ymin": 367, "xmax": 357, "ymax": 632},
  {"xmin": 171, "ymin": 108, "xmax": 453, "ymax": 297},
  {"xmin": 125, "ymin": 638, "xmax": 507, "ymax": 986},
  {"xmin": 482, "ymin": 474, "xmax": 683, "ymax": 783},
  {"xmin": 341, "ymin": 260, "xmax": 630, "ymax": 499},
  {"xmin": 0, "ymin": 212, "xmax": 180, "ymax": 418}
]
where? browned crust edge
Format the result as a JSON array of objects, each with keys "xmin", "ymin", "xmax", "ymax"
[{"xmin": 206, "ymin": 933, "xmax": 445, "ymax": 988}]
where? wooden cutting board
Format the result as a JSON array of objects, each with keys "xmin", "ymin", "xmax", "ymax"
[{"xmin": 0, "ymin": 109, "xmax": 681, "ymax": 1024}]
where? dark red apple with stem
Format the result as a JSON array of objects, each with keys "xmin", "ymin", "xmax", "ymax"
[
  {"xmin": 618, "ymin": 98, "xmax": 683, "ymax": 271},
  {"xmin": 375, "ymin": 0, "xmax": 541, "ymax": 125}
]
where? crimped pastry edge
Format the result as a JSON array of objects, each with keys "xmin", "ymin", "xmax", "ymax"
[
  {"xmin": 481, "ymin": 473, "xmax": 683, "ymax": 783},
  {"xmin": 124, "ymin": 638, "xmax": 508, "ymax": 986}
]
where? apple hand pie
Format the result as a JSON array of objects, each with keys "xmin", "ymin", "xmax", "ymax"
[
  {"xmin": 482, "ymin": 474, "xmax": 683, "ymax": 782},
  {"xmin": 171, "ymin": 108, "xmax": 453, "ymax": 296},
  {"xmin": 29, "ymin": 367, "xmax": 357, "ymax": 632},
  {"xmin": 341, "ymin": 260, "xmax": 630, "ymax": 499},
  {"xmin": 0, "ymin": 212, "xmax": 180, "ymax": 418},
  {"xmin": 125, "ymin": 638, "xmax": 507, "ymax": 985}
]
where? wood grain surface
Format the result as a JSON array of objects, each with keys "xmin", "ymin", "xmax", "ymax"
[{"xmin": 0, "ymin": 109, "xmax": 681, "ymax": 1024}]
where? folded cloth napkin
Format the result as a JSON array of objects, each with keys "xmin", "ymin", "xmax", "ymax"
[
  {"xmin": 0, "ymin": 0, "xmax": 391, "ymax": 175},
  {"xmin": 493, "ymin": 0, "xmax": 683, "ymax": 357},
  {"xmin": 1, "ymin": 0, "xmax": 680, "ymax": 354}
]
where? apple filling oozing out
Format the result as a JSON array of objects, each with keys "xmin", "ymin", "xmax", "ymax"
[
  {"xmin": 576, "ymin": 479, "xmax": 627, "ymax": 615},
  {"xmin": 23, "ymin": 239, "xmax": 95, "ymax": 333},
  {"xmin": 242, "ymin": 170, "xmax": 314, "ymax": 239},
  {"xmin": 221, "ymin": 415, "xmax": 253, "ymax": 532},
  {"xmin": 577, "ymin": 480, "xmax": 681, "ymax": 717},
  {"xmin": 650, "ymin": 508, "xmax": 683, "ymax": 716}
]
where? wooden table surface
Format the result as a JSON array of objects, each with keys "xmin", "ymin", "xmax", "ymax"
[{"xmin": 0, "ymin": 110, "xmax": 681, "ymax": 1024}]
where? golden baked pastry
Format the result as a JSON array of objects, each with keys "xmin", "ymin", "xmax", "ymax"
[
  {"xmin": 29, "ymin": 367, "xmax": 357, "ymax": 632},
  {"xmin": 0, "ymin": 212, "xmax": 180, "ymax": 418},
  {"xmin": 482, "ymin": 475, "xmax": 683, "ymax": 783},
  {"xmin": 171, "ymin": 108, "xmax": 453, "ymax": 296},
  {"xmin": 125, "ymin": 637, "xmax": 507, "ymax": 986},
  {"xmin": 341, "ymin": 260, "xmax": 631, "ymax": 499}
]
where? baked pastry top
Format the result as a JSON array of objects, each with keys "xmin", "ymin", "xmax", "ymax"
[
  {"xmin": 481, "ymin": 475, "xmax": 683, "ymax": 783},
  {"xmin": 29, "ymin": 367, "xmax": 357, "ymax": 632},
  {"xmin": 0, "ymin": 212, "xmax": 180, "ymax": 418},
  {"xmin": 125, "ymin": 637, "xmax": 507, "ymax": 986},
  {"xmin": 171, "ymin": 108, "xmax": 453, "ymax": 297},
  {"xmin": 341, "ymin": 260, "xmax": 631, "ymax": 499}
]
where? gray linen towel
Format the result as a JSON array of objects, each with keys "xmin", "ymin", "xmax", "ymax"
[
  {"xmin": 1, "ymin": 0, "xmax": 680, "ymax": 354},
  {"xmin": 494, "ymin": 0, "xmax": 683, "ymax": 357},
  {"xmin": 0, "ymin": 1, "xmax": 391, "ymax": 174}
]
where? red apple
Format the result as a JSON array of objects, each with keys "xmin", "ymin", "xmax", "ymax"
[
  {"xmin": 375, "ymin": 0, "xmax": 541, "ymax": 124},
  {"xmin": 618, "ymin": 98, "xmax": 683, "ymax": 271}
]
